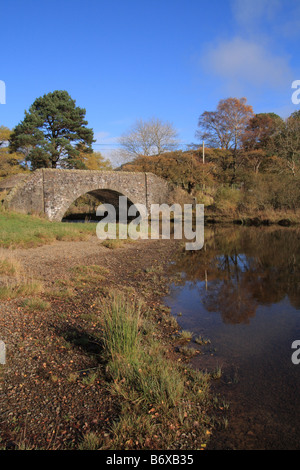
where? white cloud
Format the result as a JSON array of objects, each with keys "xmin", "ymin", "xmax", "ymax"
[
  {"xmin": 201, "ymin": 36, "xmax": 292, "ymax": 94},
  {"xmin": 231, "ymin": 0, "xmax": 300, "ymax": 39},
  {"xmin": 231, "ymin": 0, "xmax": 281, "ymax": 31}
]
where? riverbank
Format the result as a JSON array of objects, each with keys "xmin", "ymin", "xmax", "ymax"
[
  {"xmin": 204, "ymin": 207, "xmax": 300, "ymax": 227},
  {"xmin": 0, "ymin": 233, "xmax": 224, "ymax": 450}
]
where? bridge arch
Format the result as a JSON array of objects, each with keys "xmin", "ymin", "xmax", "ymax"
[
  {"xmin": 60, "ymin": 187, "xmax": 139, "ymax": 222},
  {"xmin": 1, "ymin": 169, "xmax": 177, "ymax": 222}
]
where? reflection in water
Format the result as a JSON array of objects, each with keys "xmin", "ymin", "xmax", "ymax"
[
  {"xmin": 170, "ymin": 227, "xmax": 300, "ymax": 324},
  {"xmin": 165, "ymin": 226, "xmax": 300, "ymax": 450}
]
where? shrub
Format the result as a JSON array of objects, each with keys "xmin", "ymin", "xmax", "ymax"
[{"xmin": 213, "ymin": 185, "xmax": 241, "ymax": 214}]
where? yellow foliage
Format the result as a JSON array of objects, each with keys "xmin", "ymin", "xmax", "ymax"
[
  {"xmin": 81, "ymin": 151, "xmax": 112, "ymax": 170},
  {"xmin": 0, "ymin": 126, "xmax": 26, "ymax": 178}
]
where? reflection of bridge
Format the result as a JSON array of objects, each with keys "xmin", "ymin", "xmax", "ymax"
[{"xmin": 0, "ymin": 169, "xmax": 176, "ymax": 221}]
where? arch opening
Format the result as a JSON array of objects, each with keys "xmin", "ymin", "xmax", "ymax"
[{"xmin": 61, "ymin": 188, "xmax": 140, "ymax": 223}]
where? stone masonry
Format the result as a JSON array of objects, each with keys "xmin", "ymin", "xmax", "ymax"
[{"xmin": 0, "ymin": 169, "xmax": 176, "ymax": 221}]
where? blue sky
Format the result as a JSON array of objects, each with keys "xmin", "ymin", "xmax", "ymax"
[{"xmin": 0, "ymin": 0, "xmax": 300, "ymax": 164}]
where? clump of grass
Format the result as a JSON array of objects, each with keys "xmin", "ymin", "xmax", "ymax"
[
  {"xmin": 81, "ymin": 370, "xmax": 99, "ymax": 386},
  {"xmin": 102, "ymin": 292, "xmax": 141, "ymax": 361},
  {"xmin": 71, "ymin": 264, "xmax": 108, "ymax": 275},
  {"xmin": 70, "ymin": 264, "xmax": 109, "ymax": 287},
  {"xmin": 20, "ymin": 298, "xmax": 51, "ymax": 311},
  {"xmin": 78, "ymin": 432, "xmax": 102, "ymax": 450},
  {"xmin": 0, "ymin": 250, "xmax": 43, "ymax": 300},
  {"xmin": 0, "ymin": 256, "xmax": 23, "ymax": 276},
  {"xmin": 195, "ymin": 335, "xmax": 211, "ymax": 346},
  {"xmin": 99, "ymin": 292, "xmax": 215, "ymax": 450},
  {"xmin": 45, "ymin": 286, "xmax": 74, "ymax": 300},
  {"xmin": 178, "ymin": 345, "xmax": 199, "ymax": 357},
  {"xmin": 167, "ymin": 315, "xmax": 179, "ymax": 330},
  {"xmin": 110, "ymin": 405, "xmax": 157, "ymax": 449},
  {"xmin": 101, "ymin": 292, "xmax": 184, "ymax": 407},
  {"xmin": 101, "ymin": 239, "xmax": 128, "ymax": 249},
  {"xmin": 211, "ymin": 365, "xmax": 222, "ymax": 380},
  {"xmin": 67, "ymin": 372, "xmax": 79, "ymax": 383},
  {"xmin": 179, "ymin": 330, "xmax": 193, "ymax": 342},
  {"xmin": 0, "ymin": 278, "xmax": 43, "ymax": 300}
]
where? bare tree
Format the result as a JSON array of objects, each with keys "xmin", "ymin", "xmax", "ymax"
[
  {"xmin": 118, "ymin": 117, "xmax": 179, "ymax": 160},
  {"xmin": 274, "ymin": 112, "xmax": 300, "ymax": 176}
]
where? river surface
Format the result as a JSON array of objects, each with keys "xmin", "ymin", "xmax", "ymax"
[{"xmin": 164, "ymin": 225, "xmax": 300, "ymax": 450}]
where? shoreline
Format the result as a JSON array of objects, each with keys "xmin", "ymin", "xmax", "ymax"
[
  {"xmin": 0, "ymin": 236, "xmax": 222, "ymax": 450},
  {"xmin": 203, "ymin": 211, "xmax": 300, "ymax": 227}
]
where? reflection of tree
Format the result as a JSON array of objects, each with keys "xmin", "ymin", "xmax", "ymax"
[
  {"xmin": 169, "ymin": 226, "xmax": 300, "ymax": 324},
  {"xmin": 204, "ymin": 279, "xmax": 257, "ymax": 324}
]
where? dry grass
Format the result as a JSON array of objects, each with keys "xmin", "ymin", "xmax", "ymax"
[
  {"xmin": 0, "ymin": 250, "xmax": 23, "ymax": 276},
  {"xmin": 0, "ymin": 249, "xmax": 43, "ymax": 300},
  {"xmin": 20, "ymin": 298, "xmax": 51, "ymax": 311},
  {"xmin": 101, "ymin": 238, "xmax": 133, "ymax": 249}
]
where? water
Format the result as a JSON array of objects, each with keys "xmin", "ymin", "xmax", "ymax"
[{"xmin": 164, "ymin": 226, "xmax": 300, "ymax": 450}]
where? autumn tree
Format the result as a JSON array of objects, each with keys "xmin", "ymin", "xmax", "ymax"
[
  {"xmin": 121, "ymin": 150, "xmax": 214, "ymax": 193},
  {"xmin": 9, "ymin": 90, "xmax": 94, "ymax": 170},
  {"xmin": 0, "ymin": 126, "xmax": 10, "ymax": 147},
  {"xmin": 0, "ymin": 126, "xmax": 26, "ymax": 178},
  {"xmin": 196, "ymin": 97, "xmax": 254, "ymax": 151},
  {"xmin": 81, "ymin": 151, "xmax": 112, "ymax": 170},
  {"xmin": 118, "ymin": 117, "xmax": 179, "ymax": 160},
  {"xmin": 242, "ymin": 113, "xmax": 284, "ymax": 152},
  {"xmin": 75, "ymin": 143, "xmax": 112, "ymax": 170},
  {"xmin": 236, "ymin": 113, "xmax": 284, "ymax": 175}
]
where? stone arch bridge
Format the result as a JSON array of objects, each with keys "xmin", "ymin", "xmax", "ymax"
[{"xmin": 0, "ymin": 169, "xmax": 180, "ymax": 222}]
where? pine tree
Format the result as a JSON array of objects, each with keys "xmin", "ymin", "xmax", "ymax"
[{"xmin": 9, "ymin": 90, "xmax": 95, "ymax": 169}]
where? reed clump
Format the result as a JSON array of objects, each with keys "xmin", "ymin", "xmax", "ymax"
[{"xmin": 99, "ymin": 291, "xmax": 214, "ymax": 449}]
